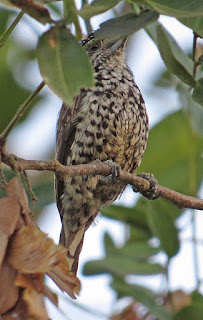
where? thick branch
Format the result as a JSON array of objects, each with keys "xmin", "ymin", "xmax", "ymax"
[{"xmin": 1, "ymin": 153, "xmax": 203, "ymax": 211}]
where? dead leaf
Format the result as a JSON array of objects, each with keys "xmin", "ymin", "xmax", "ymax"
[
  {"xmin": 4, "ymin": 0, "xmax": 51, "ymax": 24},
  {"xmin": 110, "ymin": 303, "xmax": 141, "ymax": 320},
  {"xmin": 7, "ymin": 176, "xmax": 30, "ymax": 214},
  {"xmin": 15, "ymin": 273, "xmax": 44, "ymax": 293},
  {"xmin": 0, "ymin": 197, "xmax": 21, "ymax": 267},
  {"xmin": 0, "ymin": 260, "xmax": 19, "ymax": 314},
  {"xmin": 23, "ymin": 288, "xmax": 49, "ymax": 320},
  {"xmin": 1, "ymin": 292, "xmax": 29, "ymax": 320},
  {"xmin": 15, "ymin": 274, "xmax": 49, "ymax": 319},
  {"xmin": 164, "ymin": 290, "xmax": 191, "ymax": 312},
  {"xmin": 44, "ymin": 285, "xmax": 58, "ymax": 307},
  {"xmin": 47, "ymin": 259, "xmax": 81, "ymax": 299},
  {"xmin": 8, "ymin": 225, "xmax": 67, "ymax": 273}
]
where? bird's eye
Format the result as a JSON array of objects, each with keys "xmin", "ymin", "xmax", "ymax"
[{"xmin": 89, "ymin": 42, "xmax": 101, "ymax": 52}]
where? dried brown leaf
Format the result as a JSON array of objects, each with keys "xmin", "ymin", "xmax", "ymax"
[
  {"xmin": 8, "ymin": 225, "xmax": 67, "ymax": 273},
  {"xmin": 0, "ymin": 231, "xmax": 8, "ymax": 270},
  {"xmin": 47, "ymin": 258, "xmax": 81, "ymax": 299},
  {"xmin": 164, "ymin": 289, "xmax": 191, "ymax": 311},
  {"xmin": 0, "ymin": 197, "xmax": 21, "ymax": 267},
  {"xmin": 110, "ymin": 303, "xmax": 141, "ymax": 320},
  {"xmin": 0, "ymin": 260, "xmax": 19, "ymax": 314},
  {"xmin": 15, "ymin": 273, "xmax": 44, "ymax": 293},
  {"xmin": 5, "ymin": 0, "xmax": 51, "ymax": 24},
  {"xmin": 6, "ymin": 176, "xmax": 33, "ymax": 221},
  {"xmin": 1, "ymin": 293, "xmax": 29, "ymax": 320},
  {"xmin": 44, "ymin": 285, "xmax": 58, "ymax": 306},
  {"xmin": 15, "ymin": 274, "xmax": 49, "ymax": 319},
  {"xmin": 23, "ymin": 288, "xmax": 49, "ymax": 320},
  {"xmin": 0, "ymin": 197, "xmax": 21, "ymax": 235}
]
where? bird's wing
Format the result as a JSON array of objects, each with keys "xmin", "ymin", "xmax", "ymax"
[{"xmin": 55, "ymin": 92, "xmax": 86, "ymax": 219}]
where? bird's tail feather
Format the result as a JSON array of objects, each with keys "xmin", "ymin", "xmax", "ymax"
[{"xmin": 60, "ymin": 225, "xmax": 85, "ymax": 275}]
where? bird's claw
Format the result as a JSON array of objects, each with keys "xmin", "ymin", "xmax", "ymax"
[
  {"xmin": 101, "ymin": 160, "xmax": 121, "ymax": 183},
  {"xmin": 135, "ymin": 172, "xmax": 159, "ymax": 200}
]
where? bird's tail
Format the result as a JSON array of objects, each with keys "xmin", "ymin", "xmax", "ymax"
[{"xmin": 60, "ymin": 225, "xmax": 85, "ymax": 275}]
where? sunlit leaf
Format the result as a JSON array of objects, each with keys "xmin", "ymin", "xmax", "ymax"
[{"xmin": 37, "ymin": 26, "xmax": 94, "ymax": 106}]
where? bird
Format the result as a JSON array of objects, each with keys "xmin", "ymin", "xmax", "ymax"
[{"xmin": 55, "ymin": 32, "xmax": 149, "ymax": 275}]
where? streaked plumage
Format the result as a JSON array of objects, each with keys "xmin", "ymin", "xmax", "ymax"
[{"xmin": 55, "ymin": 35, "xmax": 149, "ymax": 274}]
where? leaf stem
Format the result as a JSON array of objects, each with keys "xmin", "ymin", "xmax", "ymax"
[
  {"xmin": 0, "ymin": 81, "xmax": 45, "ymax": 144},
  {"xmin": 82, "ymin": 0, "xmax": 92, "ymax": 33},
  {"xmin": 192, "ymin": 32, "xmax": 198, "ymax": 78},
  {"xmin": 0, "ymin": 11, "xmax": 24, "ymax": 48},
  {"xmin": 63, "ymin": 0, "xmax": 82, "ymax": 39}
]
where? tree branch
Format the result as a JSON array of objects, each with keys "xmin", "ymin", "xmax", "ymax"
[{"xmin": 1, "ymin": 151, "xmax": 203, "ymax": 211}]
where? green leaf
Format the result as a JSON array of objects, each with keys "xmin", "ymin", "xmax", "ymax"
[
  {"xmin": 36, "ymin": 26, "xmax": 94, "ymax": 106},
  {"xmin": 191, "ymin": 291, "xmax": 203, "ymax": 304},
  {"xmin": 79, "ymin": 0, "xmax": 121, "ymax": 19},
  {"xmin": 147, "ymin": 206, "xmax": 179, "ymax": 257},
  {"xmin": 112, "ymin": 278, "xmax": 172, "ymax": 320},
  {"xmin": 138, "ymin": 110, "xmax": 203, "ymax": 195},
  {"xmin": 101, "ymin": 204, "xmax": 152, "ymax": 235},
  {"xmin": 155, "ymin": 23, "xmax": 195, "ymax": 87},
  {"xmin": 0, "ymin": 44, "xmax": 35, "ymax": 133},
  {"xmin": 193, "ymin": 78, "xmax": 203, "ymax": 107},
  {"xmin": 136, "ymin": 110, "xmax": 203, "ymax": 256},
  {"xmin": 119, "ymin": 241, "xmax": 160, "ymax": 259},
  {"xmin": 141, "ymin": 0, "xmax": 203, "ymax": 17},
  {"xmin": 84, "ymin": 232, "xmax": 163, "ymax": 276},
  {"xmin": 83, "ymin": 257, "xmax": 164, "ymax": 276},
  {"xmin": 178, "ymin": 16, "xmax": 203, "ymax": 37},
  {"xmin": 104, "ymin": 233, "xmax": 160, "ymax": 259},
  {"xmin": 174, "ymin": 304, "xmax": 203, "ymax": 320},
  {"xmin": 179, "ymin": 86, "xmax": 203, "ymax": 136},
  {"xmin": 94, "ymin": 11, "xmax": 159, "ymax": 42},
  {"xmin": 32, "ymin": 178, "xmax": 55, "ymax": 212}
]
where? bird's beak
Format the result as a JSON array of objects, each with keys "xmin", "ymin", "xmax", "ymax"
[{"xmin": 109, "ymin": 37, "xmax": 128, "ymax": 53}]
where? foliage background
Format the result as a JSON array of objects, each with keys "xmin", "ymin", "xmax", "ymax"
[{"xmin": 0, "ymin": 0, "xmax": 203, "ymax": 319}]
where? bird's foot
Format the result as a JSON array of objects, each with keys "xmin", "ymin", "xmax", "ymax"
[
  {"xmin": 101, "ymin": 160, "xmax": 121, "ymax": 183},
  {"xmin": 135, "ymin": 172, "xmax": 159, "ymax": 200}
]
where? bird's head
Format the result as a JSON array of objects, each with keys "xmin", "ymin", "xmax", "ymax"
[{"xmin": 81, "ymin": 32, "xmax": 127, "ymax": 62}]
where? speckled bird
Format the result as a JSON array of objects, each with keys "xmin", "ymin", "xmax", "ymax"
[{"xmin": 55, "ymin": 33, "xmax": 149, "ymax": 274}]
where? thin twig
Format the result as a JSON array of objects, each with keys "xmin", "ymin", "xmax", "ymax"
[
  {"xmin": 0, "ymin": 11, "xmax": 24, "ymax": 48},
  {"xmin": 1, "ymin": 154, "xmax": 203, "ymax": 211},
  {"xmin": 23, "ymin": 171, "xmax": 38, "ymax": 201},
  {"xmin": 192, "ymin": 32, "xmax": 198, "ymax": 78},
  {"xmin": 0, "ymin": 81, "xmax": 45, "ymax": 144}
]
